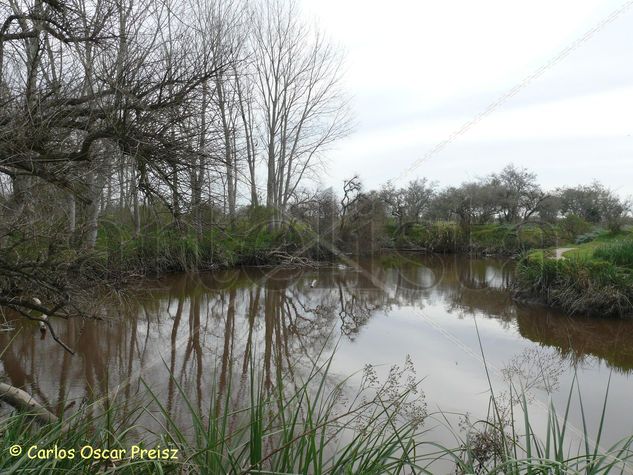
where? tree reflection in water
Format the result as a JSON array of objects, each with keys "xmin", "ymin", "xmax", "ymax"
[{"xmin": 2, "ymin": 254, "xmax": 633, "ymax": 430}]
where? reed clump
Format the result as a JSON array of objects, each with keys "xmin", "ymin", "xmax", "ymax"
[{"xmin": 515, "ymin": 247, "xmax": 633, "ymax": 318}]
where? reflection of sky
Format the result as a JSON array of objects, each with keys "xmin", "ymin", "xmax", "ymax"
[
  {"xmin": 332, "ymin": 297, "xmax": 633, "ymax": 458},
  {"xmin": 3, "ymin": 256, "xmax": 633, "ymax": 463}
]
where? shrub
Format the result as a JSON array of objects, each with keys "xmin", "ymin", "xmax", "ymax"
[
  {"xmin": 394, "ymin": 221, "xmax": 465, "ymax": 252},
  {"xmin": 559, "ymin": 214, "xmax": 593, "ymax": 240},
  {"xmin": 575, "ymin": 230, "xmax": 602, "ymax": 244}
]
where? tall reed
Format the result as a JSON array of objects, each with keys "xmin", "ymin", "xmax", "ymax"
[{"xmin": 1, "ymin": 351, "xmax": 632, "ymax": 474}]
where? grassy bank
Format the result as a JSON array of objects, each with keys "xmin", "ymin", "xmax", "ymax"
[
  {"xmin": 92, "ymin": 218, "xmax": 595, "ymax": 279},
  {"xmin": 92, "ymin": 211, "xmax": 330, "ymax": 276},
  {"xmin": 101, "ymin": 220, "xmax": 558, "ymax": 275},
  {"xmin": 386, "ymin": 221, "xmax": 559, "ymax": 255},
  {"xmin": 514, "ymin": 230, "xmax": 633, "ymax": 318},
  {"xmin": 92, "ymin": 217, "xmax": 561, "ymax": 280}
]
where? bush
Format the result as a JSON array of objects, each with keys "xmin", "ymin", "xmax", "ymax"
[
  {"xmin": 559, "ymin": 214, "xmax": 593, "ymax": 240},
  {"xmin": 574, "ymin": 230, "xmax": 602, "ymax": 244},
  {"xmin": 392, "ymin": 222, "xmax": 558, "ymax": 255},
  {"xmin": 469, "ymin": 223, "xmax": 556, "ymax": 254},
  {"xmin": 393, "ymin": 221, "xmax": 465, "ymax": 252}
]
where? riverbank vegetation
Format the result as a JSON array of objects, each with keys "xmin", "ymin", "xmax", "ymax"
[
  {"xmin": 515, "ymin": 230, "xmax": 633, "ymax": 318},
  {"xmin": 378, "ymin": 167, "xmax": 631, "ymax": 254},
  {"xmin": 0, "ymin": 0, "xmax": 351, "ymax": 320}
]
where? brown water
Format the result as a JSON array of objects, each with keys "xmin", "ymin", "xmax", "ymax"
[{"xmin": 3, "ymin": 254, "xmax": 633, "ymax": 455}]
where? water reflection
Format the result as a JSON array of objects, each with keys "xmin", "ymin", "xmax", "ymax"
[
  {"xmin": 516, "ymin": 310, "xmax": 633, "ymax": 372},
  {"xmin": 1, "ymin": 254, "xmax": 633, "ymax": 428}
]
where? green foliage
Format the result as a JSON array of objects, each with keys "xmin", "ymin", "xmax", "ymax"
[
  {"xmin": 391, "ymin": 221, "xmax": 466, "ymax": 252},
  {"xmin": 593, "ymin": 239, "xmax": 633, "ymax": 268},
  {"xmin": 560, "ymin": 214, "xmax": 593, "ymax": 240},
  {"xmin": 389, "ymin": 222, "xmax": 560, "ymax": 255},
  {"xmin": 92, "ymin": 211, "xmax": 324, "ymax": 274},
  {"xmin": 515, "ymin": 249, "xmax": 633, "ymax": 318},
  {"xmin": 469, "ymin": 224, "xmax": 522, "ymax": 253},
  {"xmin": 575, "ymin": 230, "xmax": 602, "ymax": 244},
  {"xmin": 454, "ymin": 365, "xmax": 633, "ymax": 474},
  {"xmin": 126, "ymin": 227, "xmax": 202, "ymax": 272}
]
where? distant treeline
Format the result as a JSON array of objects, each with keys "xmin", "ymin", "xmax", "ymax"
[
  {"xmin": 332, "ymin": 164, "xmax": 630, "ymax": 233},
  {"xmin": 287, "ymin": 164, "xmax": 631, "ymax": 253}
]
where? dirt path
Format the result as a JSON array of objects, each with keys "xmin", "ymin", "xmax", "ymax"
[{"xmin": 554, "ymin": 247, "xmax": 576, "ymax": 260}]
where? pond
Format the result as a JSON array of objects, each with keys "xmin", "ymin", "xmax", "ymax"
[{"xmin": 3, "ymin": 253, "xmax": 633, "ymax": 464}]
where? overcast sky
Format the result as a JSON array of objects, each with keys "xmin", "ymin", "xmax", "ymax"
[{"xmin": 301, "ymin": 0, "xmax": 633, "ymax": 197}]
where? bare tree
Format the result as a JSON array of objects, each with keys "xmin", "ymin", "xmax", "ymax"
[
  {"xmin": 252, "ymin": 0, "xmax": 351, "ymax": 219},
  {"xmin": 0, "ymin": 0, "xmax": 353, "ymax": 328},
  {"xmin": 0, "ymin": 0, "xmax": 224, "ymax": 316}
]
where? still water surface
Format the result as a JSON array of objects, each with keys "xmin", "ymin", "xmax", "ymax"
[{"xmin": 3, "ymin": 254, "xmax": 633, "ymax": 456}]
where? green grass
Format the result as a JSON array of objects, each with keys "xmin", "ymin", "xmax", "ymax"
[
  {"xmin": 93, "ymin": 217, "xmax": 322, "ymax": 275},
  {"xmin": 387, "ymin": 221, "xmax": 466, "ymax": 252},
  {"xmin": 516, "ymin": 233, "xmax": 633, "ymax": 318},
  {"xmin": 558, "ymin": 228, "xmax": 633, "ymax": 260},
  {"xmin": 514, "ymin": 228, "xmax": 633, "ymax": 318},
  {"xmin": 0, "ymin": 353, "xmax": 431, "ymax": 474},
  {"xmin": 469, "ymin": 223, "xmax": 558, "ymax": 253},
  {"xmin": 593, "ymin": 238, "xmax": 633, "ymax": 268},
  {"xmin": 452, "ymin": 373, "xmax": 633, "ymax": 474},
  {"xmin": 389, "ymin": 221, "xmax": 560, "ymax": 255}
]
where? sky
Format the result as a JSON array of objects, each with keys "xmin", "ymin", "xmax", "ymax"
[{"xmin": 301, "ymin": 0, "xmax": 633, "ymax": 197}]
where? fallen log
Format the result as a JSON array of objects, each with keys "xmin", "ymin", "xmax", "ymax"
[{"xmin": 0, "ymin": 382, "xmax": 67, "ymax": 431}]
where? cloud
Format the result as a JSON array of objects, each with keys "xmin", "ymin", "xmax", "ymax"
[{"xmin": 303, "ymin": 0, "xmax": 633, "ymax": 196}]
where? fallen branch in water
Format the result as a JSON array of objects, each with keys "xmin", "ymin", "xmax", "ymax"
[
  {"xmin": 0, "ymin": 382, "xmax": 67, "ymax": 431},
  {"xmin": 13, "ymin": 310, "xmax": 75, "ymax": 355},
  {"xmin": 0, "ymin": 296, "xmax": 71, "ymax": 320},
  {"xmin": 267, "ymin": 250, "xmax": 319, "ymax": 268},
  {"xmin": 0, "ymin": 297, "xmax": 76, "ymax": 355}
]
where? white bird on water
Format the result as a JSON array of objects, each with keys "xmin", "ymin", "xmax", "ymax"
[
  {"xmin": 310, "ymin": 279, "xmax": 317, "ymax": 288},
  {"xmin": 32, "ymin": 297, "xmax": 48, "ymax": 336}
]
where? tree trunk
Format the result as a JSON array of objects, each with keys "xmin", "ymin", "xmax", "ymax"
[
  {"xmin": 131, "ymin": 163, "xmax": 141, "ymax": 237},
  {"xmin": 67, "ymin": 193, "xmax": 76, "ymax": 234}
]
